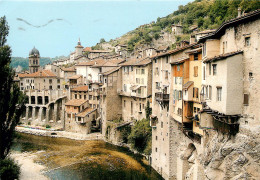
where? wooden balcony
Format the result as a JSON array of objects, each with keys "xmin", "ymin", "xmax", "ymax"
[{"xmin": 155, "ymin": 92, "xmax": 169, "ymax": 102}]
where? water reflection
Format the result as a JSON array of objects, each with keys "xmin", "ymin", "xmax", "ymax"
[{"xmin": 12, "ymin": 133, "xmax": 162, "ymax": 180}]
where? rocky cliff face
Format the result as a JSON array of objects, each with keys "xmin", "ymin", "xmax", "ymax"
[{"xmin": 201, "ymin": 128, "xmax": 260, "ymax": 180}]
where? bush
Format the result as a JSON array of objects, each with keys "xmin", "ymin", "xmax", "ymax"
[
  {"xmin": 45, "ymin": 124, "xmax": 51, "ymax": 129},
  {"xmin": 128, "ymin": 118, "xmax": 152, "ymax": 155},
  {"xmin": 0, "ymin": 158, "xmax": 20, "ymax": 180}
]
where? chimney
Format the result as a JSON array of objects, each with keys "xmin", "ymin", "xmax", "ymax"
[{"xmin": 238, "ymin": 7, "xmax": 242, "ymax": 17}]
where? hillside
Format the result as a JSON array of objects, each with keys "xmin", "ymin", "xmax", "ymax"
[
  {"xmin": 11, "ymin": 56, "xmax": 68, "ymax": 71},
  {"xmin": 95, "ymin": 0, "xmax": 260, "ymax": 51}
]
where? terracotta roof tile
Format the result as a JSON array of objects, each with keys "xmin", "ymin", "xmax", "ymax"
[
  {"xmin": 71, "ymin": 85, "xmax": 88, "ymax": 92},
  {"xmin": 76, "ymin": 108, "xmax": 96, "ymax": 117},
  {"xmin": 68, "ymin": 74, "xmax": 82, "ymax": 79},
  {"xmin": 18, "ymin": 70, "xmax": 56, "ymax": 78},
  {"xmin": 101, "ymin": 67, "xmax": 121, "ymax": 76},
  {"xmin": 61, "ymin": 67, "xmax": 76, "ymax": 72},
  {"xmin": 203, "ymin": 51, "xmax": 243, "ymax": 63},
  {"xmin": 65, "ymin": 99, "xmax": 87, "ymax": 106}
]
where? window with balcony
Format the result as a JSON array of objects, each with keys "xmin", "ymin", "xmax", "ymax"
[
  {"xmin": 217, "ymin": 87, "xmax": 222, "ymax": 101},
  {"xmin": 213, "ymin": 64, "xmax": 217, "ymax": 75}
]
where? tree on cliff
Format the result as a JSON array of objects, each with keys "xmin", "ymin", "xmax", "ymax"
[{"xmin": 0, "ymin": 16, "xmax": 25, "ymax": 160}]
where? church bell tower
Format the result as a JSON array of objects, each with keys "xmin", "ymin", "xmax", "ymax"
[{"xmin": 29, "ymin": 47, "xmax": 40, "ymax": 73}]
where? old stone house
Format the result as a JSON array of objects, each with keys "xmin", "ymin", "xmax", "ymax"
[{"xmin": 118, "ymin": 57, "xmax": 152, "ymax": 122}]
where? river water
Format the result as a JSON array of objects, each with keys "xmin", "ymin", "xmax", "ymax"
[{"xmin": 12, "ymin": 133, "xmax": 163, "ymax": 180}]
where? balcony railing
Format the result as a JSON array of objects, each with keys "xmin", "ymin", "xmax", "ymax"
[{"xmin": 155, "ymin": 92, "xmax": 169, "ymax": 102}]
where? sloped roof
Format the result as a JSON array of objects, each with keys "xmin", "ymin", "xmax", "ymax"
[
  {"xmin": 101, "ymin": 67, "xmax": 121, "ymax": 76},
  {"xmin": 183, "ymin": 81, "xmax": 194, "ymax": 90},
  {"xmin": 170, "ymin": 57, "xmax": 189, "ymax": 65},
  {"xmin": 71, "ymin": 85, "xmax": 88, "ymax": 92},
  {"xmin": 83, "ymin": 47, "xmax": 92, "ymax": 52},
  {"xmin": 76, "ymin": 59, "xmax": 105, "ymax": 66},
  {"xmin": 203, "ymin": 51, "xmax": 243, "ymax": 63},
  {"xmin": 76, "ymin": 108, "xmax": 96, "ymax": 117},
  {"xmin": 65, "ymin": 99, "xmax": 87, "ymax": 106},
  {"xmin": 18, "ymin": 70, "xmax": 56, "ymax": 78},
  {"xmin": 120, "ymin": 57, "xmax": 151, "ymax": 67},
  {"xmin": 61, "ymin": 67, "xmax": 76, "ymax": 72},
  {"xmin": 151, "ymin": 43, "xmax": 200, "ymax": 59},
  {"xmin": 68, "ymin": 74, "xmax": 82, "ymax": 79}
]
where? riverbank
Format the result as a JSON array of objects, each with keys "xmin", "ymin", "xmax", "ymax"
[
  {"xmin": 11, "ymin": 152, "xmax": 49, "ymax": 180},
  {"xmin": 16, "ymin": 126, "xmax": 104, "ymax": 141},
  {"xmin": 11, "ymin": 133, "xmax": 162, "ymax": 180}
]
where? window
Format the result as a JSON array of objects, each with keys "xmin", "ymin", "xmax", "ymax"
[
  {"xmin": 139, "ymin": 103, "xmax": 142, "ymax": 111},
  {"xmin": 177, "ymin": 108, "xmax": 182, "ymax": 116},
  {"xmin": 203, "ymin": 43, "xmax": 206, "ymax": 56},
  {"xmin": 209, "ymin": 85, "xmax": 212, "ymax": 100},
  {"xmin": 84, "ymin": 95, "xmax": 86, "ymax": 100},
  {"xmin": 136, "ymin": 78, "xmax": 140, "ymax": 84},
  {"xmin": 194, "ymin": 107, "xmax": 197, "ymax": 113},
  {"xmin": 141, "ymin": 69, "xmax": 145, "ymax": 74},
  {"xmin": 124, "ymin": 100, "xmax": 126, "ymax": 107},
  {"xmin": 213, "ymin": 64, "xmax": 217, "ymax": 75},
  {"xmin": 203, "ymin": 66, "xmax": 206, "ymax": 80},
  {"xmin": 89, "ymin": 95, "xmax": 92, "ymax": 100},
  {"xmin": 175, "ymin": 77, "xmax": 177, "ymax": 84},
  {"xmin": 209, "ymin": 63, "xmax": 211, "ymax": 75},
  {"xmin": 49, "ymin": 86, "xmax": 52, "ymax": 89},
  {"xmin": 165, "ymin": 70, "xmax": 168, "ymax": 79},
  {"xmin": 49, "ymin": 79, "xmax": 52, "ymax": 84},
  {"xmin": 166, "ymin": 56, "xmax": 169, "ymax": 63},
  {"xmin": 245, "ymin": 37, "xmax": 250, "ymax": 47},
  {"xmin": 155, "ymin": 59, "xmax": 157, "ymax": 63},
  {"xmin": 57, "ymin": 79, "xmax": 60, "ymax": 83},
  {"xmin": 244, "ymin": 94, "xmax": 249, "ymax": 105},
  {"xmin": 123, "ymin": 84, "xmax": 127, "ymax": 92},
  {"xmin": 194, "ymin": 53, "xmax": 198, "ymax": 61},
  {"xmin": 179, "ymin": 77, "xmax": 182, "ymax": 84},
  {"xmin": 136, "ymin": 69, "xmax": 140, "ymax": 74},
  {"xmin": 193, "ymin": 88, "xmax": 199, "ymax": 98},
  {"xmin": 178, "ymin": 91, "xmax": 182, "ymax": 100},
  {"xmin": 131, "ymin": 66, "xmax": 133, "ymax": 71},
  {"xmin": 79, "ymin": 95, "xmax": 82, "ymax": 99},
  {"xmin": 249, "ymin": 72, "xmax": 253, "ymax": 78},
  {"xmin": 57, "ymin": 85, "xmax": 60, "ymax": 89},
  {"xmin": 155, "ymin": 68, "xmax": 159, "ymax": 75},
  {"xmin": 177, "ymin": 65, "xmax": 180, "ymax": 71},
  {"xmin": 161, "ymin": 121, "xmax": 163, "ymax": 128},
  {"xmin": 194, "ymin": 66, "xmax": 198, "ymax": 77},
  {"xmin": 217, "ymin": 87, "xmax": 222, "ymax": 101},
  {"xmin": 156, "ymin": 82, "xmax": 160, "ymax": 89},
  {"xmin": 141, "ymin": 78, "xmax": 144, "ymax": 84},
  {"xmin": 155, "ymin": 136, "xmax": 158, "ymax": 140}
]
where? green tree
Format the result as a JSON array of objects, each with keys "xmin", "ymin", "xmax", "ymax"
[
  {"xmin": 100, "ymin": 38, "xmax": 106, "ymax": 43},
  {"xmin": 128, "ymin": 118, "xmax": 152, "ymax": 155},
  {"xmin": 0, "ymin": 16, "xmax": 25, "ymax": 160}
]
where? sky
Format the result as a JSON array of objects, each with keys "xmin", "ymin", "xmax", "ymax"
[{"xmin": 0, "ymin": 0, "xmax": 192, "ymax": 58}]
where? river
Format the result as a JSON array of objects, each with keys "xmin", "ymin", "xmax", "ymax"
[{"xmin": 12, "ymin": 133, "xmax": 163, "ymax": 180}]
